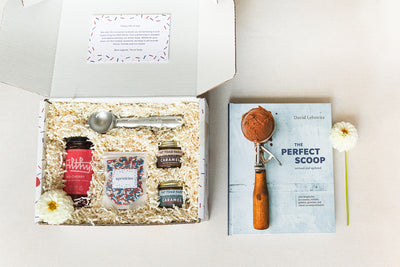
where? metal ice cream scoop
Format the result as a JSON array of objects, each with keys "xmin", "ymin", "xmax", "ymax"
[
  {"xmin": 88, "ymin": 111, "xmax": 183, "ymax": 134},
  {"xmin": 241, "ymin": 107, "xmax": 281, "ymax": 230}
]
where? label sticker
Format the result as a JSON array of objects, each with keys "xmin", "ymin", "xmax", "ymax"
[
  {"xmin": 64, "ymin": 149, "xmax": 93, "ymax": 195},
  {"xmin": 112, "ymin": 169, "xmax": 138, "ymax": 189}
]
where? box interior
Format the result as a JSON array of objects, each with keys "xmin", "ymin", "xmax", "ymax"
[{"xmin": 35, "ymin": 97, "xmax": 208, "ymax": 225}]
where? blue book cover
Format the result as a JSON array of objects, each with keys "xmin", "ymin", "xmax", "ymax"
[{"xmin": 228, "ymin": 103, "xmax": 335, "ymax": 235}]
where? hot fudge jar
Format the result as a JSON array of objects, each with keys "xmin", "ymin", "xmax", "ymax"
[
  {"xmin": 64, "ymin": 137, "xmax": 94, "ymax": 207},
  {"xmin": 156, "ymin": 140, "xmax": 183, "ymax": 168}
]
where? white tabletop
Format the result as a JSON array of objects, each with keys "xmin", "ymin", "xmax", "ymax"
[{"xmin": 0, "ymin": 0, "xmax": 399, "ymax": 266}]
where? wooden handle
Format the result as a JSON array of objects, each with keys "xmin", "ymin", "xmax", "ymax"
[{"xmin": 253, "ymin": 170, "xmax": 269, "ymax": 230}]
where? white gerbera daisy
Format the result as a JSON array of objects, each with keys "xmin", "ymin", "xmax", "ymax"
[
  {"xmin": 36, "ymin": 190, "xmax": 74, "ymax": 225},
  {"xmin": 329, "ymin": 121, "xmax": 358, "ymax": 226},
  {"xmin": 330, "ymin": 121, "xmax": 358, "ymax": 152}
]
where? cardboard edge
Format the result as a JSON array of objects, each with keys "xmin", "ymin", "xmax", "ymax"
[
  {"xmin": 199, "ymin": 73, "xmax": 237, "ymax": 97},
  {"xmin": 34, "ymin": 100, "xmax": 47, "ymax": 223},
  {"xmin": 37, "ymin": 220, "xmax": 200, "ymax": 226},
  {"xmin": 48, "ymin": 96, "xmax": 199, "ymax": 104},
  {"xmin": 198, "ymin": 98, "xmax": 209, "ymax": 220},
  {"xmin": 21, "ymin": 0, "xmax": 47, "ymax": 8},
  {"xmin": 227, "ymin": 103, "xmax": 232, "ymax": 235}
]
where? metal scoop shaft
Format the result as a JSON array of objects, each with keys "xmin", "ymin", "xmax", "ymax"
[{"xmin": 88, "ymin": 111, "xmax": 183, "ymax": 134}]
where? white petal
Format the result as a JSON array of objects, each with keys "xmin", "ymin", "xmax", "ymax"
[
  {"xmin": 330, "ymin": 121, "xmax": 358, "ymax": 152},
  {"xmin": 36, "ymin": 190, "xmax": 74, "ymax": 224}
]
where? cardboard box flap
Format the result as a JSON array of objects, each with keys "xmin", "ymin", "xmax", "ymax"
[
  {"xmin": 0, "ymin": 0, "xmax": 235, "ymax": 97},
  {"xmin": 0, "ymin": 0, "xmax": 62, "ymax": 96},
  {"xmin": 197, "ymin": 0, "xmax": 236, "ymax": 96}
]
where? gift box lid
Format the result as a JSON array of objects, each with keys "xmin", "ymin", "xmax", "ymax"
[{"xmin": 0, "ymin": 0, "xmax": 235, "ymax": 97}]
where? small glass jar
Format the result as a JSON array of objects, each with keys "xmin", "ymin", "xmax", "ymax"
[
  {"xmin": 158, "ymin": 180, "xmax": 184, "ymax": 208},
  {"xmin": 156, "ymin": 140, "xmax": 183, "ymax": 168},
  {"xmin": 64, "ymin": 136, "xmax": 94, "ymax": 207}
]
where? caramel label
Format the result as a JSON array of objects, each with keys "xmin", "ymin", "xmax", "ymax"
[
  {"xmin": 159, "ymin": 189, "xmax": 183, "ymax": 207},
  {"xmin": 156, "ymin": 149, "xmax": 183, "ymax": 168}
]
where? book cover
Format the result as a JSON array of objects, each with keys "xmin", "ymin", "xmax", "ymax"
[{"xmin": 228, "ymin": 103, "xmax": 335, "ymax": 235}]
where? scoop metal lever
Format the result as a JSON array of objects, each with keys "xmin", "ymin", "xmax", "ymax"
[
  {"xmin": 254, "ymin": 143, "xmax": 282, "ymax": 171},
  {"xmin": 260, "ymin": 145, "xmax": 282, "ymax": 165}
]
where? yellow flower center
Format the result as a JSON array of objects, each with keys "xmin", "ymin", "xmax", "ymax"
[
  {"xmin": 341, "ymin": 128, "xmax": 349, "ymax": 135},
  {"xmin": 48, "ymin": 201, "xmax": 57, "ymax": 211}
]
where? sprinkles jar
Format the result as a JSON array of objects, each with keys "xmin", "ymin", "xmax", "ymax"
[
  {"xmin": 158, "ymin": 180, "xmax": 184, "ymax": 208},
  {"xmin": 156, "ymin": 140, "xmax": 183, "ymax": 168}
]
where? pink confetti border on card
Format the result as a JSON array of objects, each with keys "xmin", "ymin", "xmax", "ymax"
[{"xmin": 87, "ymin": 14, "xmax": 170, "ymax": 63}]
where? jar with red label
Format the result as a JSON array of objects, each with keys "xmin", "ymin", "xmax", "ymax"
[{"xmin": 64, "ymin": 137, "xmax": 94, "ymax": 207}]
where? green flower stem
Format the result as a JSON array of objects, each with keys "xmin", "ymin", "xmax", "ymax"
[{"xmin": 345, "ymin": 151, "xmax": 349, "ymax": 226}]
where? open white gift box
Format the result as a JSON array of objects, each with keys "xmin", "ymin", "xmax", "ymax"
[{"xmin": 0, "ymin": 0, "xmax": 235, "ymax": 224}]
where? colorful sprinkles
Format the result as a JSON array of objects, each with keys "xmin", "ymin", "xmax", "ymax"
[{"xmin": 105, "ymin": 155, "xmax": 146, "ymax": 207}]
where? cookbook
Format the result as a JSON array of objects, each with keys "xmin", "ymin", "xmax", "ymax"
[{"xmin": 228, "ymin": 103, "xmax": 335, "ymax": 235}]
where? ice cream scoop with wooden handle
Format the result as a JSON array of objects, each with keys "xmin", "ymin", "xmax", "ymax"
[{"xmin": 241, "ymin": 106, "xmax": 281, "ymax": 230}]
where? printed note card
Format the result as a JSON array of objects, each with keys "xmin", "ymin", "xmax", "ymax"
[{"xmin": 87, "ymin": 14, "xmax": 170, "ymax": 63}]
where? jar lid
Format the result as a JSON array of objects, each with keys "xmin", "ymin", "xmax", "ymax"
[
  {"xmin": 65, "ymin": 136, "xmax": 91, "ymax": 143},
  {"xmin": 160, "ymin": 140, "xmax": 178, "ymax": 147},
  {"xmin": 159, "ymin": 180, "xmax": 183, "ymax": 188}
]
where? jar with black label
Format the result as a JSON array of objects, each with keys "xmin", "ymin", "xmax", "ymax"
[
  {"xmin": 158, "ymin": 180, "xmax": 184, "ymax": 208},
  {"xmin": 156, "ymin": 140, "xmax": 183, "ymax": 168}
]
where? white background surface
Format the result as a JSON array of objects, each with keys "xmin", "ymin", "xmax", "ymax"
[{"xmin": 0, "ymin": 0, "xmax": 399, "ymax": 266}]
